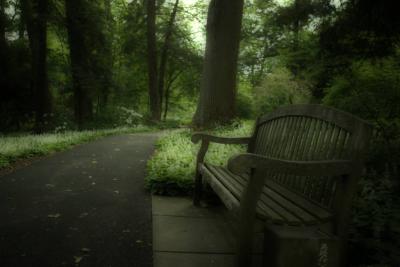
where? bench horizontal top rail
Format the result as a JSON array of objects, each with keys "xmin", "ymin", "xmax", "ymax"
[{"xmin": 257, "ymin": 104, "xmax": 372, "ymax": 134}]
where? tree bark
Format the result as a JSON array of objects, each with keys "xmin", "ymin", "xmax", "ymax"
[
  {"xmin": 99, "ymin": 0, "xmax": 113, "ymax": 111},
  {"xmin": 65, "ymin": 0, "xmax": 93, "ymax": 129},
  {"xmin": 163, "ymin": 70, "xmax": 181, "ymax": 121},
  {"xmin": 24, "ymin": 0, "xmax": 52, "ymax": 132},
  {"xmin": 158, "ymin": 0, "xmax": 179, "ymax": 111},
  {"xmin": 192, "ymin": 0, "xmax": 244, "ymax": 128},
  {"xmin": 146, "ymin": 0, "xmax": 161, "ymax": 121},
  {"xmin": 0, "ymin": 0, "xmax": 7, "ymax": 108},
  {"xmin": 0, "ymin": 0, "xmax": 6, "ymax": 47}
]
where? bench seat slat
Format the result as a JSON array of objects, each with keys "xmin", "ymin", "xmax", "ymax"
[
  {"xmin": 201, "ymin": 165, "xmax": 240, "ymax": 211},
  {"xmin": 210, "ymin": 166, "xmax": 304, "ymax": 225},
  {"xmin": 206, "ymin": 164, "xmax": 289, "ymax": 224},
  {"xmin": 264, "ymin": 179, "xmax": 333, "ymax": 221},
  {"xmin": 203, "ymin": 164, "xmax": 333, "ymax": 226}
]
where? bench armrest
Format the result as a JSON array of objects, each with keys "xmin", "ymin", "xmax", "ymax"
[
  {"xmin": 191, "ymin": 133, "xmax": 251, "ymax": 145},
  {"xmin": 227, "ymin": 153, "xmax": 355, "ymax": 177},
  {"xmin": 192, "ymin": 133, "xmax": 251, "ymax": 168}
]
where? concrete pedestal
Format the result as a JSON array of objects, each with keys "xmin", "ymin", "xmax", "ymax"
[{"xmin": 263, "ymin": 225, "xmax": 340, "ymax": 267}]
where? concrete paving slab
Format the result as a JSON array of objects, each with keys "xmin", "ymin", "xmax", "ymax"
[
  {"xmin": 153, "ymin": 215, "xmax": 237, "ymax": 253},
  {"xmin": 152, "ymin": 195, "xmax": 229, "ymax": 218},
  {"xmin": 154, "ymin": 252, "xmax": 235, "ymax": 267},
  {"xmin": 152, "ymin": 195, "xmax": 266, "ymax": 266},
  {"xmin": 154, "ymin": 252, "xmax": 263, "ymax": 267}
]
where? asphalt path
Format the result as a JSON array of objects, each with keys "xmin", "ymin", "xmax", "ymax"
[{"xmin": 0, "ymin": 133, "xmax": 160, "ymax": 267}]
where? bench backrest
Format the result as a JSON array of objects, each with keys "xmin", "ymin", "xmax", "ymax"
[{"xmin": 248, "ymin": 105, "xmax": 372, "ymax": 234}]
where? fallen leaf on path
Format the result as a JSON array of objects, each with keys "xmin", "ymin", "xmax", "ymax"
[
  {"xmin": 91, "ymin": 160, "xmax": 97, "ymax": 164},
  {"xmin": 79, "ymin": 212, "xmax": 88, "ymax": 218},
  {"xmin": 74, "ymin": 256, "xmax": 83, "ymax": 264},
  {"xmin": 91, "ymin": 182, "xmax": 96, "ymax": 185},
  {"xmin": 114, "ymin": 190, "xmax": 119, "ymax": 194},
  {"xmin": 81, "ymin": 248, "xmax": 91, "ymax": 253},
  {"xmin": 45, "ymin": 184, "xmax": 55, "ymax": 188},
  {"xmin": 48, "ymin": 213, "xmax": 61, "ymax": 218}
]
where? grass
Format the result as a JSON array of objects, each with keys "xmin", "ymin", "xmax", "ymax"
[
  {"xmin": 146, "ymin": 121, "xmax": 254, "ymax": 195},
  {"xmin": 0, "ymin": 125, "xmax": 153, "ymax": 169}
]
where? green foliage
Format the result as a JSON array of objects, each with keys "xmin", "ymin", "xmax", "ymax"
[
  {"xmin": 0, "ymin": 126, "xmax": 153, "ymax": 169},
  {"xmin": 236, "ymin": 81, "xmax": 255, "ymax": 119},
  {"xmin": 350, "ymin": 171, "xmax": 400, "ymax": 265},
  {"xmin": 323, "ymin": 56, "xmax": 400, "ymax": 266},
  {"xmin": 323, "ymin": 57, "xmax": 400, "ymax": 172},
  {"xmin": 145, "ymin": 121, "xmax": 253, "ymax": 195},
  {"xmin": 253, "ymin": 67, "xmax": 311, "ymax": 114},
  {"xmin": 88, "ymin": 106, "xmax": 144, "ymax": 129}
]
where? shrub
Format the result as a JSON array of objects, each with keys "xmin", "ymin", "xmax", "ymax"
[
  {"xmin": 323, "ymin": 57, "xmax": 400, "ymax": 266},
  {"xmin": 146, "ymin": 121, "xmax": 254, "ymax": 195},
  {"xmin": 253, "ymin": 67, "xmax": 311, "ymax": 115}
]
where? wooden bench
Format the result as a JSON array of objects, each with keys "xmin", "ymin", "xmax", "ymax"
[{"xmin": 191, "ymin": 104, "xmax": 372, "ymax": 267}]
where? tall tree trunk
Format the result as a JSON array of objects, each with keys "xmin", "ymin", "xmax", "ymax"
[
  {"xmin": 146, "ymin": 0, "xmax": 161, "ymax": 121},
  {"xmin": 65, "ymin": 0, "xmax": 93, "ymax": 129},
  {"xmin": 192, "ymin": 0, "xmax": 244, "ymax": 128},
  {"xmin": 24, "ymin": 0, "xmax": 52, "ymax": 132},
  {"xmin": 158, "ymin": 0, "xmax": 179, "ymax": 111}
]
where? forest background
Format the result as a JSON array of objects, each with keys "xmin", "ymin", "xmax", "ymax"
[{"xmin": 0, "ymin": 0, "xmax": 399, "ymax": 265}]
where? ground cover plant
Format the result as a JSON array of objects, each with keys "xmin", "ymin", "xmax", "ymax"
[
  {"xmin": 0, "ymin": 125, "xmax": 153, "ymax": 169},
  {"xmin": 146, "ymin": 121, "xmax": 253, "ymax": 195}
]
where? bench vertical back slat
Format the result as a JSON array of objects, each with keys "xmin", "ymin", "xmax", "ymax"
[{"xmin": 248, "ymin": 105, "xmax": 372, "ymax": 234}]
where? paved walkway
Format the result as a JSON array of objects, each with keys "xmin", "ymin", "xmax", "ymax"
[
  {"xmin": 0, "ymin": 133, "xmax": 160, "ymax": 267},
  {"xmin": 152, "ymin": 196, "xmax": 263, "ymax": 267}
]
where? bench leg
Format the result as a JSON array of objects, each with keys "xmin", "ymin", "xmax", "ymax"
[
  {"xmin": 237, "ymin": 171, "xmax": 266, "ymax": 267},
  {"xmin": 193, "ymin": 171, "xmax": 203, "ymax": 206},
  {"xmin": 237, "ymin": 217, "xmax": 255, "ymax": 266}
]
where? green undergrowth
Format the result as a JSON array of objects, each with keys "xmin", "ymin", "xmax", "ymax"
[
  {"xmin": 146, "ymin": 121, "xmax": 254, "ymax": 195},
  {"xmin": 0, "ymin": 125, "xmax": 153, "ymax": 169}
]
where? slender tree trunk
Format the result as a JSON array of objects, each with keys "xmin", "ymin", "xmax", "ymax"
[
  {"xmin": 0, "ymin": 0, "xmax": 6, "ymax": 47},
  {"xmin": 18, "ymin": 0, "xmax": 26, "ymax": 39},
  {"xmin": 24, "ymin": 0, "xmax": 52, "ymax": 132},
  {"xmin": 192, "ymin": 0, "xmax": 244, "ymax": 128},
  {"xmin": 65, "ymin": 0, "xmax": 93, "ymax": 129},
  {"xmin": 163, "ymin": 81, "xmax": 171, "ymax": 121},
  {"xmin": 292, "ymin": 0, "xmax": 300, "ymax": 77},
  {"xmin": 0, "ymin": 0, "xmax": 7, "ymax": 109},
  {"xmin": 163, "ymin": 70, "xmax": 181, "ymax": 121},
  {"xmin": 146, "ymin": 0, "xmax": 161, "ymax": 121},
  {"xmin": 158, "ymin": 0, "xmax": 179, "ymax": 110},
  {"xmin": 99, "ymin": 0, "xmax": 113, "ymax": 111}
]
